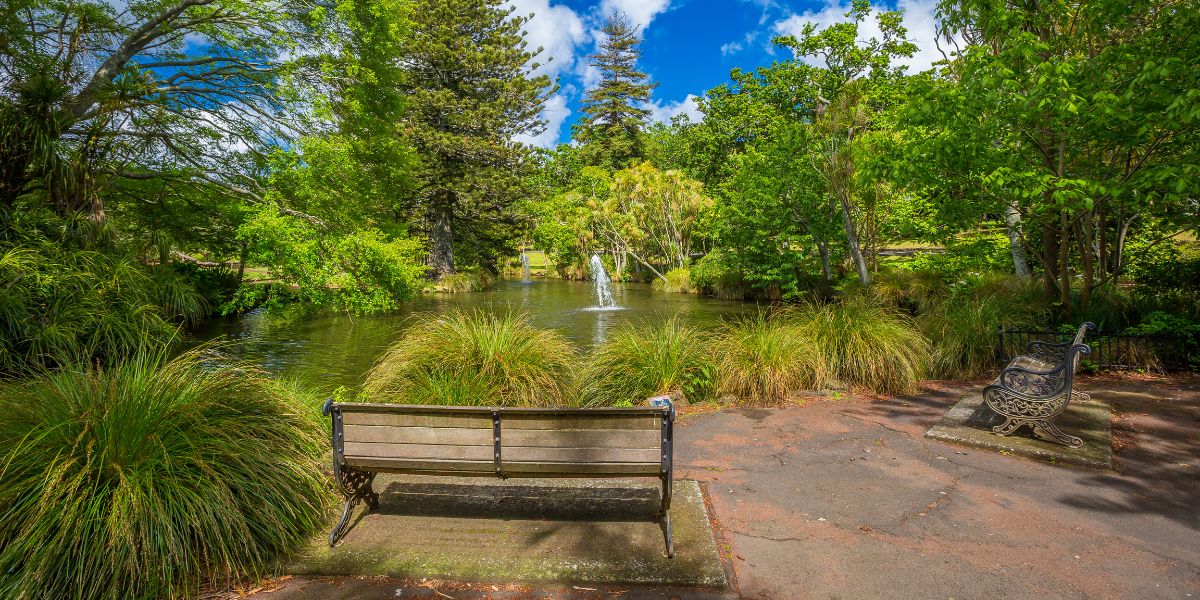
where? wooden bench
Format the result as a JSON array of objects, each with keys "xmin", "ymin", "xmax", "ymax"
[
  {"xmin": 983, "ymin": 322, "xmax": 1094, "ymax": 448},
  {"xmin": 321, "ymin": 399, "xmax": 677, "ymax": 556}
]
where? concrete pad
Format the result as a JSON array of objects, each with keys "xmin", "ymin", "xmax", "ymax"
[
  {"xmin": 288, "ymin": 476, "xmax": 726, "ymax": 589},
  {"xmin": 925, "ymin": 386, "xmax": 1112, "ymax": 469}
]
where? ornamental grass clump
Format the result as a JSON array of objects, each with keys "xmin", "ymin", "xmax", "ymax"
[
  {"xmin": 0, "ymin": 349, "xmax": 330, "ymax": 600},
  {"xmin": 580, "ymin": 317, "xmax": 714, "ymax": 406},
  {"xmin": 921, "ymin": 274, "xmax": 1048, "ymax": 379},
  {"xmin": 363, "ymin": 309, "xmax": 577, "ymax": 406},
  {"xmin": 791, "ymin": 295, "xmax": 930, "ymax": 395},
  {"xmin": 714, "ymin": 312, "xmax": 829, "ymax": 405}
]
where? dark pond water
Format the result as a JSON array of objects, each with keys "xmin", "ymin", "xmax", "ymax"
[{"xmin": 192, "ymin": 279, "xmax": 751, "ymax": 391}]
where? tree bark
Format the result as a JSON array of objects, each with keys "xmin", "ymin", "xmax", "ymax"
[
  {"xmin": 817, "ymin": 240, "xmax": 833, "ymax": 282},
  {"xmin": 839, "ymin": 192, "xmax": 871, "ymax": 286},
  {"xmin": 1059, "ymin": 210, "xmax": 1071, "ymax": 318},
  {"xmin": 1004, "ymin": 200, "xmax": 1032, "ymax": 277},
  {"xmin": 1041, "ymin": 221, "xmax": 1059, "ymax": 300},
  {"xmin": 429, "ymin": 193, "xmax": 455, "ymax": 278}
]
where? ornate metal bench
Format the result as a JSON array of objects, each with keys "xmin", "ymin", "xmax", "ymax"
[
  {"xmin": 321, "ymin": 399, "xmax": 677, "ymax": 556},
  {"xmin": 983, "ymin": 323, "xmax": 1094, "ymax": 448}
]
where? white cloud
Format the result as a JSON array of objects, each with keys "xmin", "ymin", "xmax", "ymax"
[
  {"xmin": 515, "ymin": 94, "xmax": 571, "ymax": 148},
  {"xmin": 643, "ymin": 94, "xmax": 701, "ymax": 124},
  {"xmin": 598, "ymin": 0, "xmax": 671, "ymax": 32},
  {"xmin": 509, "ymin": 0, "xmax": 588, "ymax": 78},
  {"xmin": 720, "ymin": 41, "xmax": 744, "ymax": 56},
  {"xmin": 772, "ymin": 0, "xmax": 949, "ymax": 73}
]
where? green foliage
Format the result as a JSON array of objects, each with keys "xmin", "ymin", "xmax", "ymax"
[
  {"xmin": 867, "ymin": 268, "xmax": 946, "ymax": 314},
  {"xmin": 714, "ymin": 312, "xmax": 829, "ymax": 405},
  {"xmin": 653, "ymin": 268, "xmax": 693, "ymax": 294},
  {"xmin": 239, "ymin": 207, "xmax": 427, "ymax": 314},
  {"xmin": 363, "ymin": 310, "xmax": 577, "ymax": 406},
  {"xmin": 791, "ymin": 295, "xmax": 930, "ymax": 394},
  {"xmin": 921, "ymin": 275, "xmax": 1047, "ymax": 378},
  {"xmin": 0, "ymin": 348, "xmax": 330, "ymax": 599},
  {"xmin": 0, "ymin": 227, "xmax": 209, "ymax": 374},
  {"xmin": 597, "ymin": 163, "xmax": 713, "ymax": 279},
  {"xmin": 689, "ymin": 250, "xmax": 747, "ymax": 299},
  {"xmin": 580, "ymin": 318, "xmax": 715, "ymax": 406},
  {"xmin": 898, "ymin": 231, "xmax": 1013, "ymax": 280}
]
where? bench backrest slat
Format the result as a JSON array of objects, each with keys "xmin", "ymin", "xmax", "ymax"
[{"xmin": 336, "ymin": 404, "xmax": 667, "ymax": 477}]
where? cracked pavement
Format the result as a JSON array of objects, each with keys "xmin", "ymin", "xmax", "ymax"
[{"xmin": 678, "ymin": 377, "xmax": 1199, "ymax": 599}]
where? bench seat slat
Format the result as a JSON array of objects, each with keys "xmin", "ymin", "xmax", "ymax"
[{"xmin": 343, "ymin": 424, "xmax": 660, "ymax": 448}]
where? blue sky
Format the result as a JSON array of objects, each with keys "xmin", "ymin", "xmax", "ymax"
[{"xmin": 510, "ymin": 0, "xmax": 946, "ymax": 147}]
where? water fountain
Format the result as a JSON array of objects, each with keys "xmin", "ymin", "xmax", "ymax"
[
  {"xmin": 588, "ymin": 254, "xmax": 619, "ymax": 309},
  {"xmin": 520, "ymin": 252, "xmax": 530, "ymax": 283}
]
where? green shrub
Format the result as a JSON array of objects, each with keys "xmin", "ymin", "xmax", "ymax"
[
  {"xmin": 363, "ymin": 310, "xmax": 577, "ymax": 406},
  {"xmin": 791, "ymin": 296, "xmax": 930, "ymax": 395},
  {"xmin": 0, "ymin": 244, "xmax": 202, "ymax": 375},
  {"xmin": 714, "ymin": 312, "xmax": 829, "ymax": 405},
  {"xmin": 689, "ymin": 250, "xmax": 747, "ymax": 299},
  {"xmin": 901, "ymin": 231, "xmax": 1013, "ymax": 280},
  {"xmin": 653, "ymin": 267, "xmax": 693, "ymax": 293},
  {"xmin": 431, "ymin": 266, "xmax": 497, "ymax": 293},
  {"xmin": 0, "ymin": 349, "xmax": 330, "ymax": 599},
  {"xmin": 866, "ymin": 268, "xmax": 946, "ymax": 314},
  {"xmin": 580, "ymin": 317, "xmax": 714, "ymax": 406}
]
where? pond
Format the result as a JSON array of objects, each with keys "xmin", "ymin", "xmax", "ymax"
[{"xmin": 192, "ymin": 279, "xmax": 751, "ymax": 391}]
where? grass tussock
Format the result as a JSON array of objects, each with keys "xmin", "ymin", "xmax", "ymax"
[
  {"xmin": 790, "ymin": 295, "xmax": 930, "ymax": 395},
  {"xmin": 580, "ymin": 317, "xmax": 713, "ymax": 406},
  {"xmin": 652, "ymin": 267, "xmax": 693, "ymax": 294},
  {"xmin": 714, "ymin": 312, "xmax": 829, "ymax": 405},
  {"xmin": 363, "ymin": 310, "xmax": 577, "ymax": 406},
  {"xmin": 0, "ymin": 348, "xmax": 330, "ymax": 600},
  {"xmin": 921, "ymin": 274, "xmax": 1047, "ymax": 379},
  {"xmin": 868, "ymin": 268, "xmax": 946, "ymax": 314},
  {"xmin": 430, "ymin": 267, "xmax": 496, "ymax": 293}
]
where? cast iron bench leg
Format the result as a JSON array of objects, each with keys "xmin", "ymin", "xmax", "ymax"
[
  {"xmin": 659, "ymin": 474, "xmax": 675, "ymax": 557},
  {"xmin": 329, "ymin": 469, "xmax": 378, "ymax": 547}
]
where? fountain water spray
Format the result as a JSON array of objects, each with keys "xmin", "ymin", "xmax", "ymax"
[
  {"xmin": 589, "ymin": 254, "xmax": 618, "ymax": 309},
  {"xmin": 520, "ymin": 253, "xmax": 530, "ymax": 282}
]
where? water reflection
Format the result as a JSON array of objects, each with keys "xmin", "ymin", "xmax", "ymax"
[{"xmin": 192, "ymin": 279, "xmax": 749, "ymax": 390}]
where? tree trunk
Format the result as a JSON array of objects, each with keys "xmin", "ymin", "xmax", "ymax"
[
  {"xmin": 1004, "ymin": 200, "xmax": 1032, "ymax": 277},
  {"xmin": 429, "ymin": 193, "xmax": 455, "ymax": 278},
  {"xmin": 1078, "ymin": 217, "xmax": 1094, "ymax": 313},
  {"xmin": 839, "ymin": 192, "xmax": 870, "ymax": 287},
  {"xmin": 1059, "ymin": 210, "xmax": 1071, "ymax": 318},
  {"xmin": 817, "ymin": 240, "xmax": 833, "ymax": 282},
  {"xmin": 1041, "ymin": 221, "xmax": 1059, "ymax": 300}
]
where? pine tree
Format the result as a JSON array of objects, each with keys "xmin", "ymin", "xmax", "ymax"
[
  {"xmin": 573, "ymin": 12, "xmax": 657, "ymax": 169},
  {"xmin": 401, "ymin": 0, "xmax": 553, "ymax": 278}
]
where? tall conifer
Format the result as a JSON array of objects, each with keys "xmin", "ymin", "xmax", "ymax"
[{"xmin": 573, "ymin": 12, "xmax": 657, "ymax": 169}]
